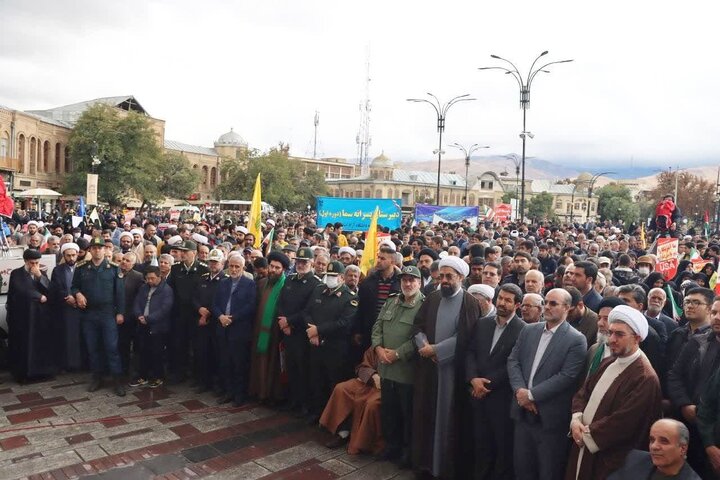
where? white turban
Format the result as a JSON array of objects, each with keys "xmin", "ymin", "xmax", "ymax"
[
  {"xmin": 439, "ymin": 256, "xmax": 469, "ymax": 277},
  {"xmin": 167, "ymin": 235, "xmax": 183, "ymax": 246},
  {"xmin": 379, "ymin": 240, "xmax": 396, "ymax": 252},
  {"xmin": 338, "ymin": 247, "xmax": 356, "ymax": 257},
  {"xmin": 130, "ymin": 228, "xmax": 143, "ymax": 236},
  {"xmin": 192, "ymin": 233, "xmax": 208, "ymax": 245},
  {"xmin": 609, "ymin": 305, "xmax": 649, "ymax": 341},
  {"xmin": 356, "ymin": 249, "xmax": 363, "ymax": 257},
  {"xmin": 27, "ymin": 220, "xmax": 39, "ymax": 227},
  {"xmin": 119, "ymin": 231, "xmax": 133, "ymax": 241},
  {"xmin": 236, "ymin": 226, "xmax": 249, "ymax": 234},
  {"xmin": 467, "ymin": 284, "xmax": 495, "ymax": 300},
  {"xmin": 60, "ymin": 242, "xmax": 79, "ymax": 254}
]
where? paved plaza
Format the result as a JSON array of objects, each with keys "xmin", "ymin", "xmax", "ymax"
[{"xmin": 0, "ymin": 372, "xmax": 412, "ymax": 480}]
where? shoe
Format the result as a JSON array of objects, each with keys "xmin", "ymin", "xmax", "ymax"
[
  {"xmin": 293, "ymin": 406, "xmax": 310, "ymax": 419},
  {"xmin": 213, "ymin": 387, "xmax": 226, "ymax": 397},
  {"xmin": 216, "ymin": 394, "xmax": 233, "ymax": 405},
  {"xmin": 232, "ymin": 397, "xmax": 248, "ymax": 408},
  {"xmin": 148, "ymin": 379, "xmax": 164, "ymax": 389},
  {"xmin": 128, "ymin": 377, "xmax": 147, "ymax": 387},
  {"xmin": 325, "ymin": 434, "xmax": 348, "ymax": 449},
  {"xmin": 166, "ymin": 375, "xmax": 185, "ymax": 385},
  {"xmin": 395, "ymin": 451, "xmax": 411, "ymax": 469},
  {"xmin": 113, "ymin": 378, "xmax": 126, "ymax": 397},
  {"xmin": 194, "ymin": 385, "xmax": 211, "ymax": 394},
  {"xmin": 87, "ymin": 375, "xmax": 102, "ymax": 392},
  {"xmin": 306, "ymin": 414, "xmax": 321, "ymax": 426}
]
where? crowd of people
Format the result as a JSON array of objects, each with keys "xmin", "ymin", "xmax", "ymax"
[{"xmin": 4, "ymin": 208, "xmax": 720, "ymax": 480}]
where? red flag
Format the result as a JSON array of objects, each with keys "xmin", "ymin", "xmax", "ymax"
[
  {"xmin": 0, "ymin": 175, "xmax": 14, "ymax": 218},
  {"xmin": 705, "ymin": 210, "xmax": 710, "ymax": 224}
]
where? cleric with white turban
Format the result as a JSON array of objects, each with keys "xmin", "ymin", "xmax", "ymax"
[
  {"xmin": 438, "ymin": 255, "xmax": 469, "ymax": 278},
  {"xmin": 608, "ymin": 305, "xmax": 649, "ymax": 340},
  {"xmin": 60, "ymin": 242, "xmax": 79, "ymax": 254}
]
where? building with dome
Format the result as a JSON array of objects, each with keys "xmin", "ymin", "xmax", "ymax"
[
  {"xmin": 0, "ymin": 96, "xmax": 356, "ymax": 203},
  {"xmin": 326, "ymin": 152, "xmax": 508, "ymax": 209}
]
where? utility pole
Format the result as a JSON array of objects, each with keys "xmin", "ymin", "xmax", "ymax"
[{"xmin": 313, "ymin": 110, "xmax": 319, "ymax": 159}]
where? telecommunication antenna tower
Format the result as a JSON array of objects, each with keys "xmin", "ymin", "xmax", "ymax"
[{"xmin": 355, "ymin": 48, "xmax": 371, "ymax": 175}]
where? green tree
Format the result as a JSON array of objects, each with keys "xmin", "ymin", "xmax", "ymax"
[
  {"xmin": 147, "ymin": 152, "xmax": 201, "ymax": 203},
  {"xmin": 649, "ymin": 171, "xmax": 716, "ymax": 223},
  {"xmin": 596, "ymin": 183, "xmax": 640, "ymax": 224},
  {"xmin": 501, "ymin": 191, "xmax": 517, "ymax": 204},
  {"xmin": 527, "ymin": 191, "xmax": 555, "ymax": 220},
  {"xmin": 218, "ymin": 146, "xmax": 328, "ymax": 210}
]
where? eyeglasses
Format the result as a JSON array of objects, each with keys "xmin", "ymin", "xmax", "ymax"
[
  {"xmin": 520, "ymin": 304, "xmax": 541, "ymax": 309},
  {"xmin": 683, "ymin": 299, "xmax": 708, "ymax": 307}
]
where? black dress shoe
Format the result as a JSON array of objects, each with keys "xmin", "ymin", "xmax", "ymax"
[
  {"xmin": 379, "ymin": 448, "xmax": 401, "ymax": 462},
  {"xmin": 113, "ymin": 380, "xmax": 126, "ymax": 397},
  {"xmin": 306, "ymin": 414, "xmax": 321, "ymax": 426},
  {"xmin": 232, "ymin": 397, "xmax": 248, "ymax": 408},
  {"xmin": 216, "ymin": 394, "xmax": 233, "ymax": 405},
  {"xmin": 325, "ymin": 434, "xmax": 348, "ymax": 449}
]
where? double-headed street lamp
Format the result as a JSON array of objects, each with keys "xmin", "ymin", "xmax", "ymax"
[
  {"xmin": 450, "ymin": 142, "xmax": 489, "ymax": 206},
  {"xmin": 407, "ymin": 93, "xmax": 475, "ymax": 205},
  {"xmin": 479, "ymin": 51, "xmax": 573, "ymax": 221},
  {"xmin": 587, "ymin": 172, "xmax": 615, "ymax": 221}
]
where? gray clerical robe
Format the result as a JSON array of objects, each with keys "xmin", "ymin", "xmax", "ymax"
[{"xmin": 412, "ymin": 288, "xmax": 479, "ymax": 479}]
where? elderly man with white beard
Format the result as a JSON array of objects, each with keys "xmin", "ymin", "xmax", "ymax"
[{"xmin": 566, "ymin": 305, "xmax": 662, "ymax": 480}]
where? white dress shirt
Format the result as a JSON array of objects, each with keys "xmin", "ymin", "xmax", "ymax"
[{"xmin": 528, "ymin": 321, "xmax": 562, "ymax": 390}]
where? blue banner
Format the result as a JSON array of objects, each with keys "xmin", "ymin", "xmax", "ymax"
[
  {"xmin": 316, "ymin": 197, "xmax": 402, "ymax": 231},
  {"xmin": 414, "ymin": 204, "xmax": 480, "ymax": 227}
]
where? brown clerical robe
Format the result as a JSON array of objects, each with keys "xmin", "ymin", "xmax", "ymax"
[
  {"xmin": 565, "ymin": 351, "xmax": 662, "ymax": 480},
  {"xmin": 248, "ymin": 277, "xmax": 284, "ymax": 402},
  {"xmin": 411, "ymin": 289, "xmax": 479, "ymax": 480},
  {"xmin": 319, "ymin": 348, "xmax": 384, "ymax": 455}
]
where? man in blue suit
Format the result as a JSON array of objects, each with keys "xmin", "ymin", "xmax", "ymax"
[
  {"xmin": 507, "ymin": 288, "xmax": 587, "ymax": 480},
  {"xmin": 212, "ymin": 254, "xmax": 257, "ymax": 407}
]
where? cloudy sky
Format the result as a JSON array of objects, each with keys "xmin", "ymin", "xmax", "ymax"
[{"xmin": 1, "ymin": 0, "xmax": 718, "ymax": 170}]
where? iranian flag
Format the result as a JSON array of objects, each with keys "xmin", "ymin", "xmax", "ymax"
[{"xmin": 704, "ymin": 210, "xmax": 710, "ymax": 238}]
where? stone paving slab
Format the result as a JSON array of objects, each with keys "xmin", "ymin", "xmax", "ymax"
[{"xmin": 0, "ymin": 372, "xmax": 414, "ymax": 479}]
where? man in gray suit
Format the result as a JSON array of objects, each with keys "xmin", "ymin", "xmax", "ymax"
[{"xmin": 507, "ymin": 288, "xmax": 587, "ymax": 480}]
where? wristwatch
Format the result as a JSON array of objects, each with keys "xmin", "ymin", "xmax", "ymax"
[{"xmin": 395, "ymin": 351, "xmax": 400, "ymax": 360}]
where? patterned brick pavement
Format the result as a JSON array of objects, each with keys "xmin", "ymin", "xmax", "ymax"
[{"xmin": 0, "ymin": 373, "xmax": 414, "ymax": 480}]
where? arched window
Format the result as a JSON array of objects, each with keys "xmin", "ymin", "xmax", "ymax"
[
  {"xmin": 375, "ymin": 189, "xmax": 382, "ymax": 198},
  {"xmin": 43, "ymin": 140, "xmax": 50, "ymax": 173},
  {"xmin": 29, "ymin": 137, "xmax": 36, "ymax": 174},
  {"xmin": 64, "ymin": 146, "xmax": 71, "ymax": 172},
  {"xmin": 202, "ymin": 166, "xmax": 209, "ymax": 187},
  {"xmin": 17, "ymin": 134, "xmax": 25, "ymax": 173},
  {"xmin": 210, "ymin": 167, "xmax": 217, "ymax": 187},
  {"xmin": 55, "ymin": 143, "xmax": 62, "ymax": 173}
]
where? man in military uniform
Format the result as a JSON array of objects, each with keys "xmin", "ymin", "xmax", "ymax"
[
  {"xmin": 371, "ymin": 265, "xmax": 425, "ymax": 466},
  {"xmin": 278, "ymin": 247, "xmax": 322, "ymax": 416},
  {"xmin": 192, "ymin": 248, "xmax": 226, "ymax": 393},
  {"xmin": 71, "ymin": 237, "xmax": 126, "ymax": 396},
  {"xmin": 166, "ymin": 240, "xmax": 209, "ymax": 384},
  {"xmin": 303, "ymin": 260, "xmax": 358, "ymax": 424}
]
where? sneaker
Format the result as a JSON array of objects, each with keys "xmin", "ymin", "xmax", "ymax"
[
  {"xmin": 148, "ymin": 379, "xmax": 164, "ymax": 389},
  {"xmin": 128, "ymin": 377, "xmax": 147, "ymax": 387}
]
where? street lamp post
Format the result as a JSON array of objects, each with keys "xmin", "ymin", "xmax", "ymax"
[
  {"xmin": 503, "ymin": 154, "xmax": 522, "ymax": 211},
  {"xmin": 450, "ymin": 142, "xmax": 489, "ymax": 206},
  {"xmin": 407, "ymin": 93, "xmax": 475, "ymax": 205},
  {"xmin": 586, "ymin": 172, "xmax": 615, "ymax": 221},
  {"xmin": 479, "ymin": 51, "xmax": 573, "ymax": 222}
]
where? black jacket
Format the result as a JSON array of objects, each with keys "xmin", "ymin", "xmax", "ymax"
[
  {"xmin": 667, "ymin": 331, "xmax": 720, "ymax": 408},
  {"xmin": 355, "ymin": 269, "xmax": 401, "ymax": 340}
]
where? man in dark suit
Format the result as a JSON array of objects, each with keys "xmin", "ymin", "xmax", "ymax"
[
  {"xmin": 466, "ymin": 283, "xmax": 526, "ymax": 480},
  {"xmin": 507, "ymin": 288, "xmax": 587, "ymax": 480},
  {"xmin": 212, "ymin": 254, "xmax": 257, "ymax": 407},
  {"xmin": 117, "ymin": 252, "xmax": 144, "ymax": 377},
  {"xmin": 50, "ymin": 242, "xmax": 84, "ymax": 371},
  {"xmin": 646, "ymin": 287, "xmax": 679, "ymax": 335}
]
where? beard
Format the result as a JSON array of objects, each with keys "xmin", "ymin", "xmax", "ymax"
[
  {"xmin": 419, "ymin": 267, "xmax": 430, "ymax": 278},
  {"xmin": 440, "ymin": 284, "xmax": 456, "ymax": 297},
  {"xmin": 596, "ymin": 332, "xmax": 609, "ymax": 344},
  {"xmin": 402, "ymin": 286, "xmax": 419, "ymax": 298}
]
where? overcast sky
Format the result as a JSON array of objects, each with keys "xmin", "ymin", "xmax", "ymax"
[{"xmin": 1, "ymin": 0, "xmax": 718, "ymax": 170}]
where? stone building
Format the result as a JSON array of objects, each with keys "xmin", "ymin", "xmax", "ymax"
[
  {"xmin": 0, "ymin": 95, "xmax": 356, "ymax": 203},
  {"xmin": 325, "ymin": 152, "xmax": 508, "ymax": 209}
]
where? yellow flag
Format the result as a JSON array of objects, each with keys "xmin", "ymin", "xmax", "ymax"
[
  {"xmin": 248, "ymin": 173, "xmax": 262, "ymax": 248},
  {"xmin": 640, "ymin": 223, "xmax": 647, "ymax": 250},
  {"xmin": 360, "ymin": 207, "xmax": 379, "ymax": 275}
]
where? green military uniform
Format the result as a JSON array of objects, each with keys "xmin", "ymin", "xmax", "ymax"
[
  {"xmin": 302, "ymin": 260, "xmax": 358, "ymax": 418},
  {"xmin": 370, "ymin": 265, "xmax": 425, "ymax": 463},
  {"xmin": 71, "ymin": 239, "xmax": 125, "ymax": 379},
  {"xmin": 371, "ymin": 289, "xmax": 425, "ymax": 384}
]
